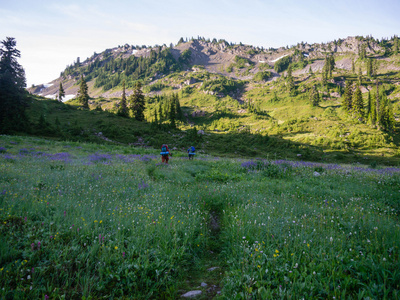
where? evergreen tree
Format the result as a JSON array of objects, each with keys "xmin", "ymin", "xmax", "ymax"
[
  {"xmin": 129, "ymin": 81, "xmax": 145, "ymax": 121},
  {"xmin": 158, "ymin": 102, "xmax": 164, "ymax": 121},
  {"xmin": 393, "ymin": 36, "xmax": 398, "ymax": 55},
  {"xmin": 352, "ymin": 86, "xmax": 364, "ymax": 120},
  {"xmin": 174, "ymin": 93, "xmax": 183, "ymax": 120},
  {"xmin": 154, "ymin": 108, "xmax": 159, "ymax": 126},
  {"xmin": 286, "ymin": 64, "xmax": 295, "ymax": 95},
  {"xmin": 369, "ymin": 92, "xmax": 377, "ymax": 125},
  {"xmin": 351, "ymin": 59, "xmax": 355, "ymax": 74},
  {"xmin": 118, "ymin": 80, "xmax": 129, "ymax": 117},
  {"xmin": 77, "ymin": 75, "xmax": 89, "ymax": 109},
  {"xmin": 342, "ymin": 81, "xmax": 353, "ymax": 112},
  {"xmin": 308, "ymin": 66, "xmax": 313, "ymax": 74},
  {"xmin": 309, "ymin": 85, "xmax": 320, "ymax": 106},
  {"xmin": 169, "ymin": 95, "xmax": 176, "ymax": 128},
  {"xmin": 366, "ymin": 58, "xmax": 374, "ymax": 78},
  {"xmin": 375, "ymin": 80, "xmax": 381, "ymax": 128},
  {"xmin": 58, "ymin": 82, "xmax": 65, "ymax": 102},
  {"xmin": 321, "ymin": 65, "xmax": 328, "ymax": 87},
  {"xmin": 378, "ymin": 91, "xmax": 395, "ymax": 131},
  {"xmin": 0, "ymin": 37, "xmax": 28, "ymax": 133}
]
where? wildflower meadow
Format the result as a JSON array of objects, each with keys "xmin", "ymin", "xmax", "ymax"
[{"xmin": 0, "ymin": 135, "xmax": 399, "ymax": 299}]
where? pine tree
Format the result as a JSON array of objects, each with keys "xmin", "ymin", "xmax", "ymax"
[
  {"xmin": 0, "ymin": 37, "xmax": 28, "ymax": 132},
  {"xmin": 118, "ymin": 80, "xmax": 129, "ymax": 117},
  {"xmin": 309, "ymin": 85, "xmax": 320, "ymax": 106},
  {"xmin": 169, "ymin": 95, "xmax": 176, "ymax": 128},
  {"xmin": 342, "ymin": 81, "xmax": 353, "ymax": 112},
  {"xmin": 154, "ymin": 108, "xmax": 158, "ymax": 126},
  {"xmin": 174, "ymin": 93, "xmax": 183, "ymax": 121},
  {"xmin": 366, "ymin": 58, "xmax": 374, "ymax": 78},
  {"xmin": 351, "ymin": 59, "xmax": 355, "ymax": 74},
  {"xmin": 352, "ymin": 86, "xmax": 364, "ymax": 120},
  {"xmin": 77, "ymin": 75, "xmax": 89, "ymax": 109},
  {"xmin": 369, "ymin": 92, "xmax": 377, "ymax": 125},
  {"xmin": 129, "ymin": 81, "xmax": 145, "ymax": 121},
  {"xmin": 58, "ymin": 82, "xmax": 65, "ymax": 102},
  {"xmin": 286, "ymin": 64, "xmax": 295, "ymax": 95},
  {"xmin": 393, "ymin": 36, "xmax": 398, "ymax": 55}
]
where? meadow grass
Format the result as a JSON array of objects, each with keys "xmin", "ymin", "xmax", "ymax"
[{"xmin": 0, "ymin": 135, "xmax": 399, "ymax": 299}]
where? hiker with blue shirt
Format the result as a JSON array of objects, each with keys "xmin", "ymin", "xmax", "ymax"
[
  {"xmin": 160, "ymin": 144, "xmax": 171, "ymax": 164},
  {"xmin": 187, "ymin": 146, "xmax": 195, "ymax": 160}
]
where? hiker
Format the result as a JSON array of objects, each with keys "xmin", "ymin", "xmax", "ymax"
[
  {"xmin": 160, "ymin": 144, "xmax": 171, "ymax": 164},
  {"xmin": 187, "ymin": 145, "xmax": 195, "ymax": 160}
]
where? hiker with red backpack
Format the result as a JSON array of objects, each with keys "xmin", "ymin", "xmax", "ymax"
[
  {"xmin": 160, "ymin": 144, "xmax": 171, "ymax": 164},
  {"xmin": 187, "ymin": 145, "xmax": 196, "ymax": 160}
]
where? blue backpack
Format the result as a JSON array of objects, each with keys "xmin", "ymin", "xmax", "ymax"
[
  {"xmin": 190, "ymin": 146, "xmax": 195, "ymax": 153},
  {"xmin": 161, "ymin": 145, "xmax": 169, "ymax": 155}
]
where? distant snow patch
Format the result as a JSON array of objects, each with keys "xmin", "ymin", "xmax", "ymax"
[
  {"xmin": 131, "ymin": 50, "xmax": 138, "ymax": 55},
  {"xmin": 270, "ymin": 54, "xmax": 288, "ymax": 63},
  {"xmin": 45, "ymin": 94, "xmax": 57, "ymax": 99},
  {"xmin": 304, "ymin": 53, "xmax": 309, "ymax": 57},
  {"xmin": 259, "ymin": 60, "xmax": 267, "ymax": 63},
  {"xmin": 43, "ymin": 83, "xmax": 53, "ymax": 88},
  {"xmin": 63, "ymin": 94, "xmax": 75, "ymax": 102}
]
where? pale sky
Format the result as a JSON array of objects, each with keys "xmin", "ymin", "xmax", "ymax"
[{"xmin": 1, "ymin": 0, "xmax": 399, "ymax": 87}]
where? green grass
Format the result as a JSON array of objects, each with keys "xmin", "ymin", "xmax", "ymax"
[{"xmin": 1, "ymin": 135, "xmax": 400, "ymax": 299}]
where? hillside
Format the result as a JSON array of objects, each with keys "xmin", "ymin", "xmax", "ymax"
[{"xmin": 25, "ymin": 35, "xmax": 400, "ymax": 164}]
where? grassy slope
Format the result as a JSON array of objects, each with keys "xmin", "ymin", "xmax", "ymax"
[{"xmin": 0, "ymin": 135, "xmax": 399, "ymax": 299}]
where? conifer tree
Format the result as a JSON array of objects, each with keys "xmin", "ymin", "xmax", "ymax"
[
  {"xmin": 0, "ymin": 37, "xmax": 28, "ymax": 132},
  {"xmin": 158, "ymin": 102, "xmax": 164, "ymax": 121},
  {"xmin": 154, "ymin": 108, "xmax": 158, "ymax": 126},
  {"xmin": 174, "ymin": 93, "xmax": 183, "ymax": 120},
  {"xmin": 352, "ymin": 86, "xmax": 364, "ymax": 120},
  {"xmin": 77, "ymin": 75, "xmax": 89, "ymax": 109},
  {"xmin": 342, "ymin": 81, "xmax": 353, "ymax": 112},
  {"xmin": 351, "ymin": 59, "xmax": 355, "ymax": 74},
  {"xmin": 58, "ymin": 82, "xmax": 65, "ymax": 102},
  {"xmin": 309, "ymin": 85, "xmax": 320, "ymax": 106},
  {"xmin": 369, "ymin": 92, "xmax": 377, "ymax": 125},
  {"xmin": 129, "ymin": 81, "xmax": 145, "ymax": 121},
  {"xmin": 118, "ymin": 80, "xmax": 129, "ymax": 117},
  {"xmin": 286, "ymin": 64, "xmax": 295, "ymax": 95},
  {"xmin": 366, "ymin": 58, "xmax": 374, "ymax": 78},
  {"xmin": 169, "ymin": 95, "xmax": 176, "ymax": 128}
]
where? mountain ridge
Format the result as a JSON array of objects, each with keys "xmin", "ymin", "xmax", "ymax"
[{"xmin": 29, "ymin": 35, "xmax": 399, "ymax": 101}]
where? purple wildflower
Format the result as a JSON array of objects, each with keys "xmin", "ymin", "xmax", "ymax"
[{"xmin": 31, "ymin": 243, "xmax": 35, "ymax": 251}]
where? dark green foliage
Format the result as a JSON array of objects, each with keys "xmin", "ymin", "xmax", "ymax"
[
  {"xmin": 58, "ymin": 82, "xmax": 65, "ymax": 102},
  {"xmin": 117, "ymin": 80, "xmax": 129, "ymax": 117},
  {"xmin": 367, "ymin": 91, "xmax": 376, "ymax": 125},
  {"xmin": 309, "ymin": 85, "xmax": 320, "ymax": 106},
  {"xmin": 179, "ymin": 49, "xmax": 192, "ymax": 65},
  {"xmin": 352, "ymin": 86, "xmax": 364, "ymax": 120},
  {"xmin": 233, "ymin": 56, "xmax": 252, "ymax": 68},
  {"xmin": 286, "ymin": 64, "xmax": 296, "ymax": 95},
  {"xmin": 366, "ymin": 58, "xmax": 374, "ymax": 78},
  {"xmin": 77, "ymin": 75, "xmax": 89, "ymax": 109},
  {"xmin": 273, "ymin": 55, "xmax": 291, "ymax": 72},
  {"xmin": 359, "ymin": 43, "xmax": 367, "ymax": 60},
  {"xmin": 202, "ymin": 77, "xmax": 244, "ymax": 96},
  {"xmin": 342, "ymin": 81, "xmax": 353, "ymax": 112},
  {"xmin": 129, "ymin": 81, "xmax": 145, "ymax": 121},
  {"xmin": 62, "ymin": 48, "xmax": 180, "ymax": 92},
  {"xmin": 253, "ymin": 71, "xmax": 272, "ymax": 82},
  {"xmin": 0, "ymin": 37, "xmax": 28, "ymax": 133}
]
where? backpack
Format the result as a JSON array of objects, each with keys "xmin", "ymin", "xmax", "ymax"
[
  {"xmin": 190, "ymin": 146, "xmax": 195, "ymax": 153},
  {"xmin": 161, "ymin": 146, "xmax": 167, "ymax": 152}
]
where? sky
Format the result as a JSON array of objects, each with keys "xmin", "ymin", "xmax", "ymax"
[{"xmin": 1, "ymin": 0, "xmax": 399, "ymax": 87}]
